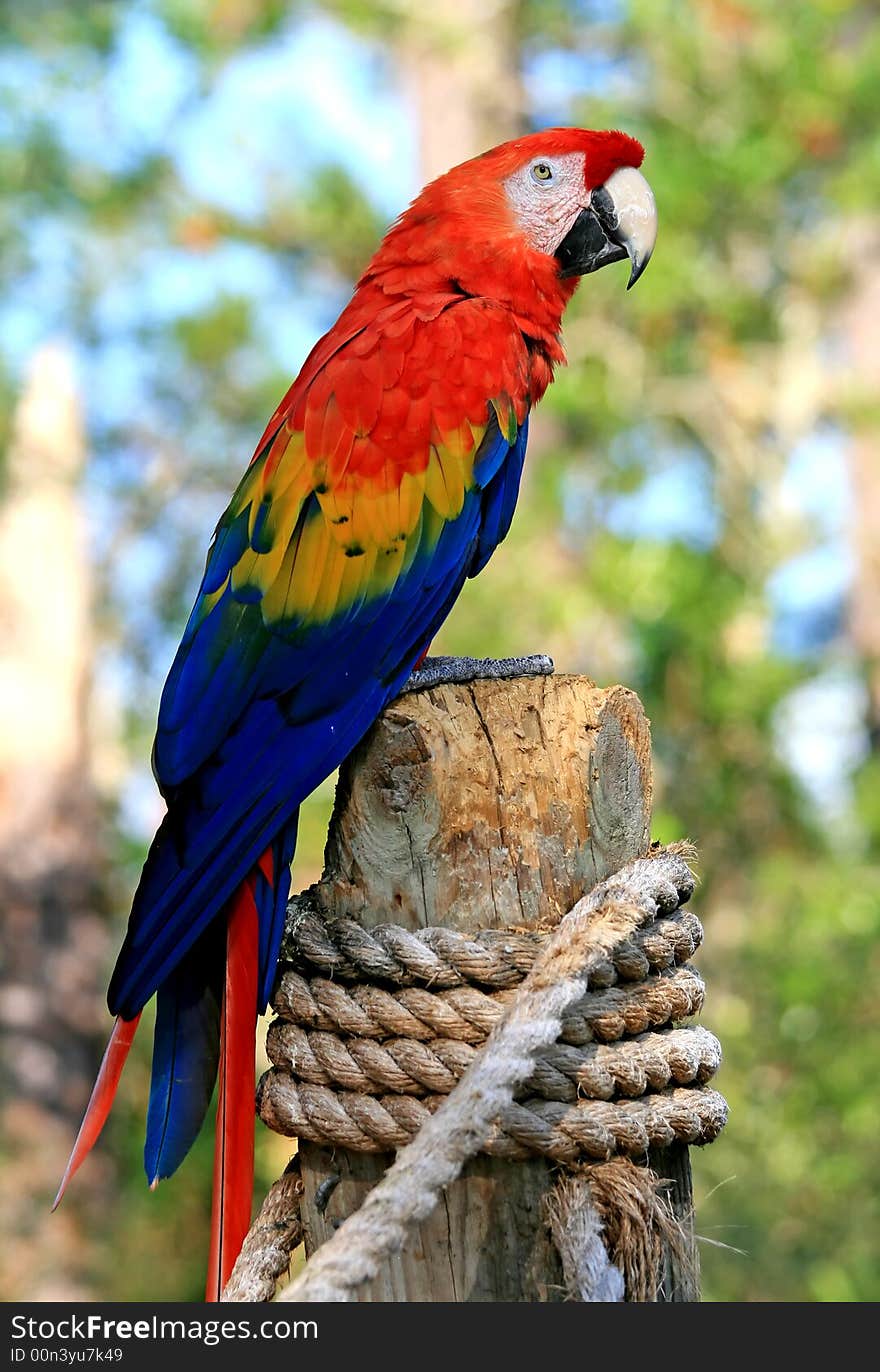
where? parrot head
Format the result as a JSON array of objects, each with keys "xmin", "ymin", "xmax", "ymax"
[
  {"xmin": 368, "ymin": 127, "xmax": 656, "ymax": 307},
  {"xmin": 497, "ymin": 129, "xmax": 657, "ymax": 290}
]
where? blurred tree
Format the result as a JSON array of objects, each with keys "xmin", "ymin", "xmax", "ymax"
[
  {"xmin": 0, "ymin": 346, "xmax": 111, "ymax": 1299},
  {"xmin": 329, "ymin": 0, "xmax": 526, "ymax": 176}
]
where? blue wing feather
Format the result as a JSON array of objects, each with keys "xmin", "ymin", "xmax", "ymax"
[
  {"xmin": 471, "ymin": 417, "xmax": 529, "ymax": 577},
  {"xmin": 110, "ymin": 407, "xmax": 529, "ymax": 1026}
]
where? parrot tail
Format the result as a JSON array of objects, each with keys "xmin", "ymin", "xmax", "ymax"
[
  {"xmin": 205, "ymin": 877, "xmax": 259, "ymax": 1301},
  {"xmin": 205, "ymin": 817, "xmax": 298, "ymax": 1301},
  {"xmin": 52, "ymin": 1012, "xmax": 143, "ymax": 1211},
  {"xmin": 55, "ymin": 813, "xmax": 298, "ymax": 1297}
]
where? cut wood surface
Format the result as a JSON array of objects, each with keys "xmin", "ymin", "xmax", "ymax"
[
  {"xmin": 316, "ymin": 675, "xmax": 652, "ymax": 933},
  {"xmin": 292, "ymin": 672, "xmax": 689, "ymax": 1301}
]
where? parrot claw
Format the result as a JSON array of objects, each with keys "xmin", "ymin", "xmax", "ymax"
[{"xmin": 401, "ymin": 654, "xmax": 554, "ymax": 693}]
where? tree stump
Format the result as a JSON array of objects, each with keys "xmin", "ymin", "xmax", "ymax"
[{"xmin": 288, "ymin": 672, "xmax": 694, "ymax": 1300}]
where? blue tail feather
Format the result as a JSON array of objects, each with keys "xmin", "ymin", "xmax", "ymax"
[
  {"xmin": 144, "ymin": 923, "xmax": 224, "ymax": 1183},
  {"xmin": 142, "ymin": 808, "xmax": 298, "ymax": 1184}
]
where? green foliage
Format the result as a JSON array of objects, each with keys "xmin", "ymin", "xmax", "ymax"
[
  {"xmin": 695, "ymin": 853, "xmax": 880, "ymax": 1301},
  {"xmin": 174, "ymin": 293, "xmax": 254, "ymax": 367},
  {"xmin": 298, "ymin": 163, "xmax": 388, "ymax": 279},
  {"xmin": 0, "ymin": 1, "xmax": 120, "ymax": 52},
  {"xmin": 854, "ymin": 753, "xmax": 880, "ymax": 853},
  {"xmin": 158, "ymin": 0, "xmax": 295, "ymax": 54}
]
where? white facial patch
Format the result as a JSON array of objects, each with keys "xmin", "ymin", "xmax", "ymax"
[{"xmin": 503, "ymin": 151, "xmax": 588, "ymax": 256}]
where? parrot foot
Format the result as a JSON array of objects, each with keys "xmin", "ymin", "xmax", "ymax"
[{"xmin": 401, "ymin": 653, "xmax": 554, "ymax": 694}]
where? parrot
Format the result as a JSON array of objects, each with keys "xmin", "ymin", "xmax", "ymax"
[{"xmin": 55, "ymin": 127, "xmax": 657, "ymax": 1299}]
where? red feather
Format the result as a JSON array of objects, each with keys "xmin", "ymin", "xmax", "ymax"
[
  {"xmin": 205, "ymin": 883, "xmax": 259, "ymax": 1301},
  {"xmin": 52, "ymin": 1013, "xmax": 142, "ymax": 1210}
]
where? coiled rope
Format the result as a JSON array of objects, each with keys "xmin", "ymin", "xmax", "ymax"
[{"xmin": 224, "ymin": 846, "xmax": 726, "ymax": 1303}]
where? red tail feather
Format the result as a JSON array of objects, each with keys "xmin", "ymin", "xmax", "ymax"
[
  {"xmin": 205, "ymin": 879, "xmax": 259, "ymax": 1301},
  {"xmin": 53, "ymin": 1014, "xmax": 142, "ymax": 1211}
]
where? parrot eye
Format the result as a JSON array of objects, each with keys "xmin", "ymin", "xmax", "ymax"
[{"xmin": 530, "ymin": 162, "xmax": 554, "ymax": 184}]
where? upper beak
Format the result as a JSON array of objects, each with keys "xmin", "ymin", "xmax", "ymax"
[{"xmin": 555, "ymin": 165, "xmax": 657, "ymax": 289}]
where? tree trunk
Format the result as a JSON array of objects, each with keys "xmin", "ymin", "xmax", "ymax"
[
  {"xmin": 394, "ymin": 0, "xmax": 525, "ymax": 182},
  {"xmin": 289, "ymin": 672, "xmax": 693, "ymax": 1301},
  {"xmin": 0, "ymin": 345, "xmax": 110, "ymax": 1300}
]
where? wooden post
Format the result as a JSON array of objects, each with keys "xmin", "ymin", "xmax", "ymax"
[{"xmin": 292, "ymin": 672, "xmax": 695, "ymax": 1300}]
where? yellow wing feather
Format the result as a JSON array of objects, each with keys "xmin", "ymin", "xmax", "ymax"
[{"xmin": 228, "ymin": 417, "xmax": 487, "ymax": 630}]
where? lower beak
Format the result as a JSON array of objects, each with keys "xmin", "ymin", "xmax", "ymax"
[{"xmin": 555, "ymin": 165, "xmax": 657, "ymax": 289}]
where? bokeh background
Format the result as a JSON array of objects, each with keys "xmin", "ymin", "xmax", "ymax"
[{"xmin": 1, "ymin": 0, "xmax": 878, "ymax": 1302}]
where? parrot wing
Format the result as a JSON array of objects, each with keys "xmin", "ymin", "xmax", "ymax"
[{"xmin": 108, "ymin": 295, "xmax": 531, "ymax": 1020}]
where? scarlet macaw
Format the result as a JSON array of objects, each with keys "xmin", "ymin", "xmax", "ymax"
[{"xmin": 56, "ymin": 127, "xmax": 657, "ymax": 1298}]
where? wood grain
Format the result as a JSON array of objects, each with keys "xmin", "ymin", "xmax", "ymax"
[{"xmin": 292, "ymin": 672, "xmax": 666, "ymax": 1301}]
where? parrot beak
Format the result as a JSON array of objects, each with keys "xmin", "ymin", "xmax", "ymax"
[{"xmin": 555, "ymin": 165, "xmax": 657, "ymax": 289}]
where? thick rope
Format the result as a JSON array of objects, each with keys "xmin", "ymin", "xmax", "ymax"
[
  {"xmin": 226, "ymin": 847, "xmax": 724, "ymax": 1302},
  {"xmin": 265, "ymin": 1022, "xmax": 721, "ymax": 1102},
  {"xmin": 275, "ymin": 929, "xmax": 704, "ymax": 1036},
  {"xmin": 282, "ymin": 902, "xmax": 704, "ymax": 989},
  {"xmin": 270, "ymin": 850, "xmax": 720, "ymax": 1302},
  {"xmin": 221, "ymin": 1160, "xmax": 303, "ymax": 1303},
  {"xmin": 261, "ymin": 1078, "xmax": 726, "ymax": 1163},
  {"xmin": 272, "ymin": 962, "xmax": 706, "ymax": 1048},
  {"xmin": 262, "ymin": 917, "xmax": 718, "ymax": 1157}
]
